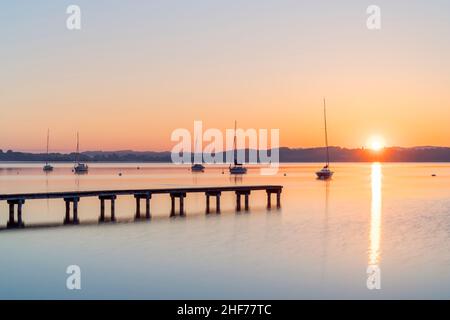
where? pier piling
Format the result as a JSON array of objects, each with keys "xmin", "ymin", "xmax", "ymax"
[
  {"xmin": 235, "ymin": 190, "xmax": 251, "ymax": 212},
  {"xmin": 134, "ymin": 193, "xmax": 151, "ymax": 219},
  {"xmin": 6, "ymin": 199, "xmax": 25, "ymax": 229},
  {"xmin": 205, "ymin": 191, "xmax": 221, "ymax": 214},
  {"xmin": 64, "ymin": 197, "xmax": 80, "ymax": 225},
  {"xmin": 98, "ymin": 195, "xmax": 117, "ymax": 222},
  {"xmin": 170, "ymin": 192, "xmax": 186, "ymax": 217},
  {"xmin": 266, "ymin": 188, "xmax": 281, "ymax": 209}
]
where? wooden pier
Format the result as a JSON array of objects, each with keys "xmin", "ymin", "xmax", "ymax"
[{"xmin": 0, "ymin": 185, "xmax": 282, "ymax": 229}]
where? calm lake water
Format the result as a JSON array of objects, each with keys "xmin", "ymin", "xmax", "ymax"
[{"xmin": 0, "ymin": 162, "xmax": 449, "ymax": 299}]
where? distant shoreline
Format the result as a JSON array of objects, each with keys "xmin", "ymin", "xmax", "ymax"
[
  {"xmin": 1, "ymin": 161, "xmax": 450, "ymax": 164},
  {"xmin": 1, "ymin": 146, "xmax": 450, "ymax": 163}
]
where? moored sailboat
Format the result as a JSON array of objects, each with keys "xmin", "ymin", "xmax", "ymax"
[
  {"xmin": 229, "ymin": 120, "xmax": 247, "ymax": 175},
  {"xmin": 191, "ymin": 163, "xmax": 205, "ymax": 172},
  {"xmin": 191, "ymin": 137, "xmax": 205, "ymax": 172},
  {"xmin": 74, "ymin": 132, "xmax": 88, "ymax": 174},
  {"xmin": 316, "ymin": 99, "xmax": 334, "ymax": 180},
  {"xmin": 43, "ymin": 129, "xmax": 54, "ymax": 172}
]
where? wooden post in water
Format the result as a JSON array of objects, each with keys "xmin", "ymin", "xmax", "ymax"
[
  {"xmin": 266, "ymin": 187, "xmax": 282, "ymax": 209},
  {"xmin": 145, "ymin": 195, "xmax": 151, "ymax": 219},
  {"xmin": 244, "ymin": 193, "xmax": 250, "ymax": 211},
  {"xmin": 6, "ymin": 199, "xmax": 25, "ymax": 229},
  {"xmin": 17, "ymin": 201, "xmax": 23, "ymax": 226},
  {"xmin": 276, "ymin": 190, "xmax": 281, "ymax": 208},
  {"xmin": 100, "ymin": 198, "xmax": 105, "ymax": 221},
  {"xmin": 134, "ymin": 193, "xmax": 151, "ymax": 219},
  {"xmin": 65, "ymin": 200, "xmax": 70, "ymax": 223},
  {"xmin": 98, "ymin": 195, "xmax": 117, "ymax": 222},
  {"xmin": 216, "ymin": 193, "xmax": 221, "ymax": 213},
  {"xmin": 235, "ymin": 190, "xmax": 250, "ymax": 212},
  {"xmin": 111, "ymin": 197, "xmax": 116, "ymax": 221},
  {"xmin": 180, "ymin": 196, "xmax": 185, "ymax": 216},
  {"xmin": 63, "ymin": 197, "xmax": 80, "ymax": 225},
  {"xmin": 8, "ymin": 201, "xmax": 14, "ymax": 226},
  {"xmin": 206, "ymin": 194, "xmax": 210, "ymax": 214},
  {"xmin": 135, "ymin": 196, "xmax": 141, "ymax": 219},
  {"xmin": 170, "ymin": 195, "xmax": 175, "ymax": 217},
  {"xmin": 73, "ymin": 199, "xmax": 79, "ymax": 222},
  {"xmin": 170, "ymin": 192, "xmax": 186, "ymax": 217},
  {"xmin": 236, "ymin": 193, "xmax": 241, "ymax": 211},
  {"xmin": 205, "ymin": 191, "xmax": 221, "ymax": 214}
]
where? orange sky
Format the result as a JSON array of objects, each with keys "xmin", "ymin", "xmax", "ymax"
[{"xmin": 1, "ymin": 1, "xmax": 449, "ymax": 152}]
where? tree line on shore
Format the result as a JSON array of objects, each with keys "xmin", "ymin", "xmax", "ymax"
[{"xmin": 1, "ymin": 147, "xmax": 449, "ymax": 162}]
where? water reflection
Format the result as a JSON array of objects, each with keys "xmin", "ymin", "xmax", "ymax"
[
  {"xmin": 321, "ymin": 180, "xmax": 330, "ymax": 280},
  {"xmin": 369, "ymin": 162, "xmax": 382, "ymax": 266},
  {"xmin": 45, "ymin": 173, "xmax": 50, "ymax": 212},
  {"xmin": 191, "ymin": 173, "xmax": 199, "ymax": 185},
  {"xmin": 230, "ymin": 175, "xmax": 243, "ymax": 185},
  {"xmin": 2, "ymin": 163, "xmax": 450, "ymax": 298}
]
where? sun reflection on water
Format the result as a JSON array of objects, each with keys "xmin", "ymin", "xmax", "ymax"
[{"xmin": 369, "ymin": 162, "xmax": 382, "ymax": 266}]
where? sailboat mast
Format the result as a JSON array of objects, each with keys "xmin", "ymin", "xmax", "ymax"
[
  {"xmin": 233, "ymin": 120, "xmax": 237, "ymax": 150},
  {"xmin": 233, "ymin": 120, "xmax": 237, "ymax": 165},
  {"xmin": 76, "ymin": 132, "xmax": 80, "ymax": 163},
  {"xmin": 323, "ymin": 99, "xmax": 330, "ymax": 166},
  {"xmin": 46, "ymin": 128, "xmax": 50, "ymax": 164},
  {"xmin": 194, "ymin": 136, "xmax": 198, "ymax": 164}
]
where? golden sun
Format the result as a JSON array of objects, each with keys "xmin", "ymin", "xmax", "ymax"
[{"xmin": 367, "ymin": 135, "xmax": 386, "ymax": 151}]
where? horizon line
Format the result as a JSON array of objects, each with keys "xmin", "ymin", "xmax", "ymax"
[{"xmin": 2, "ymin": 145, "xmax": 450, "ymax": 154}]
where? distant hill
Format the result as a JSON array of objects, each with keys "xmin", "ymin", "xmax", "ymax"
[{"xmin": 0, "ymin": 147, "xmax": 450, "ymax": 163}]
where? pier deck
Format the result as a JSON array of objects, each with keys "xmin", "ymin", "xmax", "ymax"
[{"xmin": 0, "ymin": 185, "xmax": 283, "ymax": 229}]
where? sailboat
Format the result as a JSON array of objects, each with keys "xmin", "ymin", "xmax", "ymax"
[
  {"xmin": 191, "ymin": 137, "xmax": 205, "ymax": 172},
  {"xmin": 43, "ymin": 128, "xmax": 54, "ymax": 172},
  {"xmin": 316, "ymin": 99, "xmax": 334, "ymax": 180},
  {"xmin": 191, "ymin": 163, "xmax": 205, "ymax": 172},
  {"xmin": 229, "ymin": 120, "xmax": 247, "ymax": 175},
  {"xmin": 73, "ymin": 132, "xmax": 88, "ymax": 174}
]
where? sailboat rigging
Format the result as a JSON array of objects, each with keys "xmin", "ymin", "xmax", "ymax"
[
  {"xmin": 43, "ymin": 128, "xmax": 54, "ymax": 172},
  {"xmin": 316, "ymin": 99, "xmax": 334, "ymax": 180},
  {"xmin": 74, "ymin": 132, "xmax": 88, "ymax": 174},
  {"xmin": 191, "ymin": 136, "xmax": 205, "ymax": 172},
  {"xmin": 229, "ymin": 120, "xmax": 247, "ymax": 174}
]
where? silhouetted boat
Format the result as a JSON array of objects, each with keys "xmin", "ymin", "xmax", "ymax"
[
  {"xmin": 316, "ymin": 99, "xmax": 333, "ymax": 180},
  {"xmin": 229, "ymin": 120, "xmax": 247, "ymax": 175},
  {"xmin": 191, "ymin": 163, "xmax": 205, "ymax": 172},
  {"xmin": 74, "ymin": 132, "xmax": 88, "ymax": 174},
  {"xmin": 43, "ymin": 129, "xmax": 54, "ymax": 172},
  {"xmin": 74, "ymin": 163, "xmax": 88, "ymax": 174},
  {"xmin": 191, "ymin": 137, "xmax": 205, "ymax": 172},
  {"xmin": 43, "ymin": 164, "xmax": 54, "ymax": 172}
]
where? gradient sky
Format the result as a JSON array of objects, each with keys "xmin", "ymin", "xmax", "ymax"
[{"xmin": 1, "ymin": 0, "xmax": 450, "ymax": 152}]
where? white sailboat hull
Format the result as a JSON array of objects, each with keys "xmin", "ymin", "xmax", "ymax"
[
  {"xmin": 74, "ymin": 163, "xmax": 88, "ymax": 174},
  {"xmin": 316, "ymin": 167, "xmax": 333, "ymax": 180}
]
